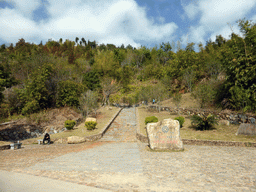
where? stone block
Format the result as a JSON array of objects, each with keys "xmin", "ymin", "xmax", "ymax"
[
  {"xmin": 249, "ymin": 117, "xmax": 255, "ymax": 124},
  {"xmin": 67, "ymin": 136, "xmax": 86, "ymax": 144},
  {"xmin": 236, "ymin": 123, "xmax": 256, "ymax": 136},
  {"xmin": 219, "ymin": 120, "xmax": 230, "ymax": 126},
  {"xmin": 146, "ymin": 118, "xmax": 184, "ymax": 151},
  {"xmin": 85, "ymin": 117, "xmax": 97, "ymax": 122}
]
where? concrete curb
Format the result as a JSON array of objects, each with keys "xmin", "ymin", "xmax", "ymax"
[
  {"xmin": 135, "ymin": 108, "xmax": 256, "ymax": 148},
  {"xmin": 136, "ymin": 133, "xmax": 256, "ymax": 148}
]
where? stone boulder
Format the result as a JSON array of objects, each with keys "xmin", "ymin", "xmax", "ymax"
[
  {"xmin": 146, "ymin": 118, "xmax": 184, "ymax": 151},
  {"xmin": 85, "ymin": 118, "xmax": 97, "ymax": 122},
  {"xmin": 236, "ymin": 123, "xmax": 256, "ymax": 136},
  {"xmin": 219, "ymin": 120, "xmax": 230, "ymax": 126},
  {"xmin": 67, "ymin": 136, "xmax": 86, "ymax": 144}
]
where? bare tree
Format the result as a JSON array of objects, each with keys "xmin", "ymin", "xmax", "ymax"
[
  {"xmin": 79, "ymin": 90, "xmax": 99, "ymax": 117},
  {"xmin": 183, "ymin": 68, "xmax": 195, "ymax": 92},
  {"xmin": 173, "ymin": 93, "xmax": 182, "ymax": 115},
  {"xmin": 101, "ymin": 77, "xmax": 119, "ymax": 106}
]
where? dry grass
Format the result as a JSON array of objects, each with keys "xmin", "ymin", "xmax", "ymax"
[
  {"xmin": 138, "ymin": 106, "xmax": 256, "ymax": 143},
  {"xmin": 161, "ymin": 93, "xmax": 200, "ymax": 109},
  {"xmin": 22, "ymin": 107, "xmax": 120, "ymax": 144}
]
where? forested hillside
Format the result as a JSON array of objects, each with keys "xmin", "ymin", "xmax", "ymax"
[{"xmin": 0, "ymin": 19, "xmax": 255, "ymax": 121}]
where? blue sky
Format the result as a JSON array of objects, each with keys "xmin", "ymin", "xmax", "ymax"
[{"xmin": 0, "ymin": 0, "xmax": 256, "ymax": 51}]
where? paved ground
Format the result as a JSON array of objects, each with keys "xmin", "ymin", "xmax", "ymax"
[{"xmin": 1, "ymin": 107, "xmax": 256, "ymax": 191}]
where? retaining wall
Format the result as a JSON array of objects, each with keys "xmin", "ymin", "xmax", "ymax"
[{"xmin": 147, "ymin": 105, "xmax": 256, "ymax": 124}]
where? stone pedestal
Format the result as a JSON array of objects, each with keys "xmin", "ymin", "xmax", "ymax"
[{"xmin": 146, "ymin": 119, "xmax": 183, "ymax": 151}]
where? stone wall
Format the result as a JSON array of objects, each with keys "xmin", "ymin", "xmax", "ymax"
[
  {"xmin": 0, "ymin": 118, "xmax": 83, "ymax": 142},
  {"xmin": 147, "ymin": 105, "xmax": 256, "ymax": 124},
  {"xmin": 0, "ymin": 124, "xmax": 44, "ymax": 141}
]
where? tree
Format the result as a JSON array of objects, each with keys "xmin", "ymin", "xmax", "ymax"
[
  {"xmin": 101, "ymin": 77, "xmax": 119, "ymax": 106},
  {"xmin": 0, "ymin": 62, "xmax": 16, "ymax": 104},
  {"xmin": 173, "ymin": 93, "xmax": 182, "ymax": 114},
  {"xmin": 75, "ymin": 37, "xmax": 79, "ymax": 45},
  {"xmin": 183, "ymin": 68, "xmax": 195, "ymax": 92},
  {"xmin": 151, "ymin": 83, "xmax": 167, "ymax": 112},
  {"xmin": 19, "ymin": 64, "xmax": 53, "ymax": 114},
  {"xmin": 82, "ymin": 71, "xmax": 101, "ymax": 91},
  {"xmin": 79, "ymin": 90, "xmax": 99, "ymax": 117},
  {"xmin": 192, "ymin": 80, "xmax": 217, "ymax": 108},
  {"xmin": 139, "ymin": 86, "xmax": 152, "ymax": 105},
  {"xmin": 219, "ymin": 19, "xmax": 256, "ymax": 111},
  {"xmin": 56, "ymin": 80, "xmax": 85, "ymax": 107}
]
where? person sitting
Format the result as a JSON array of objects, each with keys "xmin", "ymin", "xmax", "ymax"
[{"xmin": 43, "ymin": 133, "xmax": 51, "ymax": 145}]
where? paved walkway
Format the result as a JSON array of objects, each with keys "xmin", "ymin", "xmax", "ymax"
[{"xmin": 1, "ymin": 107, "xmax": 256, "ymax": 191}]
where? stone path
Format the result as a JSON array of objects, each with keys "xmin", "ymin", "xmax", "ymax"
[
  {"xmin": 100, "ymin": 107, "xmax": 137, "ymax": 142},
  {"xmin": 1, "ymin": 107, "xmax": 256, "ymax": 191}
]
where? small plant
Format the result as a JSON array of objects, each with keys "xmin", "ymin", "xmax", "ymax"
[
  {"xmin": 64, "ymin": 120, "xmax": 76, "ymax": 130},
  {"xmin": 191, "ymin": 114, "xmax": 218, "ymax": 131},
  {"xmin": 145, "ymin": 116, "xmax": 158, "ymax": 125},
  {"xmin": 85, "ymin": 121, "xmax": 97, "ymax": 130},
  {"xmin": 174, "ymin": 116, "xmax": 185, "ymax": 128}
]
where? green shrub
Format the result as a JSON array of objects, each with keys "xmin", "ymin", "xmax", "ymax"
[
  {"xmin": 191, "ymin": 114, "xmax": 218, "ymax": 131},
  {"xmin": 21, "ymin": 100, "xmax": 40, "ymax": 115},
  {"xmin": 85, "ymin": 121, "xmax": 97, "ymax": 130},
  {"xmin": 57, "ymin": 80, "xmax": 85, "ymax": 107},
  {"xmin": 174, "ymin": 116, "xmax": 185, "ymax": 128},
  {"xmin": 64, "ymin": 120, "xmax": 76, "ymax": 130},
  {"xmin": 145, "ymin": 116, "xmax": 158, "ymax": 125}
]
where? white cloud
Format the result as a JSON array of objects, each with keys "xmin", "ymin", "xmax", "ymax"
[
  {"xmin": 0, "ymin": 0, "xmax": 178, "ymax": 47},
  {"xmin": 183, "ymin": 3, "xmax": 200, "ymax": 20},
  {"xmin": 199, "ymin": 0, "xmax": 256, "ymax": 29},
  {"xmin": 183, "ymin": 0, "xmax": 256, "ymax": 47},
  {"xmin": 9, "ymin": 0, "xmax": 41, "ymax": 18},
  {"xmin": 209, "ymin": 24, "xmax": 242, "ymax": 42},
  {"xmin": 251, "ymin": 14, "xmax": 256, "ymax": 22},
  {"xmin": 0, "ymin": 8, "xmax": 42, "ymax": 43}
]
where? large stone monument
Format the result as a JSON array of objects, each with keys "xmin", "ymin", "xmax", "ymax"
[
  {"xmin": 146, "ymin": 118, "xmax": 184, "ymax": 151},
  {"xmin": 236, "ymin": 123, "xmax": 256, "ymax": 136}
]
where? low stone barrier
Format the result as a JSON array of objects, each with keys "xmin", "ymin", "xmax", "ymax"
[
  {"xmin": 136, "ymin": 134, "xmax": 256, "ymax": 148},
  {"xmin": 182, "ymin": 139, "xmax": 256, "ymax": 147},
  {"xmin": 147, "ymin": 105, "xmax": 256, "ymax": 125}
]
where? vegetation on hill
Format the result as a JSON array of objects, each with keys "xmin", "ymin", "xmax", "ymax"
[{"xmin": 0, "ymin": 19, "xmax": 255, "ymax": 122}]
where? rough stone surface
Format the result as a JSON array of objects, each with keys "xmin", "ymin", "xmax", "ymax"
[
  {"xmin": 67, "ymin": 136, "xmax": 86, "ymax": 144},
  {"xmin": 236, "ymin": 123, "xmax": 256, "ymax": 136},
  {"xmin": 146, "ymin": 118, "xmax": 183, "ymax": 151},
  {"xmin": 86, "ymin": 118, "xmax": 97, "ymax": 122},
  {"xmin": 219, "ymin": 119, "xmax": 230, "ymax": 126}
]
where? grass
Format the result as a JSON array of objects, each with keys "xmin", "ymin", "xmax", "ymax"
[
  {"xmin": 138, "ymin": 106, "xmax": 256, "ymax": 143},
  {"xmin": 161, "ymin": 93, "xmax": 200, "ymax": 109},
  {"xmin": 22, "ymin": 106, "xmax": 120, "ymax": 144}
]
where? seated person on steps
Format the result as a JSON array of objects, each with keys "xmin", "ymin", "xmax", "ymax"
[{"xmin": 43, "ymin": 133, "xmax": 51, "ymax": 145}]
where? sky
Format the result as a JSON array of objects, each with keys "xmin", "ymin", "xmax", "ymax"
[{"xmin": 0, "ymin": 0, "xmax": 256, "ymax": 51}]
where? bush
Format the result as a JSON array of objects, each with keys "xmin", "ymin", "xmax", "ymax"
[
  {"xmin": 57, "ymin": 80, "xmax": 85, "ymax": 107},
  {"xmin": 174, "ymin": 116, "xmax": 185, "ymax": 128},
  {"xmin": 64, "ymin": 120, "xmax": 76, "ymax": 130},
  {"xmin": 191, "ymin": 114, "xmax": 218, "ymax": 131},
  {"xmin": 145, "ymin": 116, "xmax": 158, "ymax": 125},
  {"xmin": 85, "ymin": 121, "xmax": 97, "ymax": 130}
]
